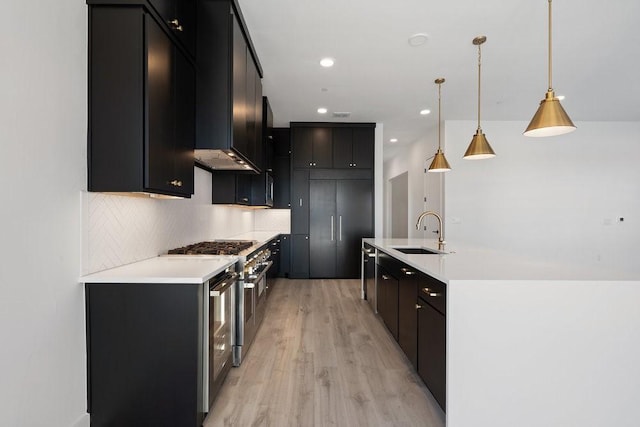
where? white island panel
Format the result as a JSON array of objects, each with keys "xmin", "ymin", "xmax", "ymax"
[{"xmin": 447, "ymin": 279, "xmax": 640, "ymax": 427}]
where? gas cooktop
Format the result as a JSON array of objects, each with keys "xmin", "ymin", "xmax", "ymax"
[{"xmin": 167, "ymin": 240, "xmax": 255, "ymax": 255}]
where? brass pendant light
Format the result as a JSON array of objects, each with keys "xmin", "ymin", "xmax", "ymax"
[
  {"xmin": 524, "ymin": 0, "xmax": 576, "ymax": 137},
  {"xmin": 428, "ymin": 78, "xmax": 451, "ymax": 173},
  {"xmin": 464, "ymin": 35, "xmax": 496, "ymax": 159}
]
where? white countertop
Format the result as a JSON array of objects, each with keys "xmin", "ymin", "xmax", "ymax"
[
  {"xmin": 227, "ymin": 231, "xmax": 282, "ymax": 246},
  {"xmin": 79, "ymin": 255, "xmax": 238, "ymax": 284},
  {"xmin": 364, "ymin": 238, "xmax": 638, "ymax": 282}
]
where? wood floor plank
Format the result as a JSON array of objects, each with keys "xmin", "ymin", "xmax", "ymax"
[{"xmin": 204, "ymin": 278, "xmax": 445, "ymax": 427}]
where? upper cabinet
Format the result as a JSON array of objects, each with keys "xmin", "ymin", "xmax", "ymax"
[
  {"xmin": 195, "ymin": 0, "xmax": 264, "ymax": 172},
  {"xmin": 332, "ymin": 127, "xmax": 375, "ymax": 169},
  {"xmin": 147, "ymin": 0, "xmax": 196, "ymax": 57},
  {"xmin": 291, "ymin": 126, "xmax": 333, "ymax": 168},
  {"xmin": 87, "ymin": 4, "xmax": 195, "ymax": 198},
  {"xmin": 292, "ymin": 123, "xmax": 375, "ymax": 170}
]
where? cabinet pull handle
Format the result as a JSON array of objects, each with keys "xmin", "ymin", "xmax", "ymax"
[
  {"xmin": 299, "ymin": 198, "xmax": 303, "ymax": 207},
  {"xmin": 169, "ymin": 180, "xmax": 183, "ymax": 187},
  {"xmin": 400, "ymin": 267, "xmax": 416, "ymax": 276},
  {"xmin": 416, "ymin": 304, "xmax": 423, "ymax": 310},
  {"xmin": 168, "ymin": 19, "xmax": 184, "ymax": 32},
  {"xmin": 339, "ymin": 215, "xmax": 342, "ymax": 241},
  {"xmin": 330, "ymin": 215, "xmax": 334, "ymax": 241},
  {"xmin": 305, "ymin": 236, "xmax": 309, "ymax": 240},
  {"xmin": 242, "ymin": 198, "xmax": 249, "ymax": 202},
  {"xmin": 422, "ymin": 287, "xmax": 442, "ymax": 297},
  {"xmin": 381, "ymin": 274, "xmax": 390, "ymax": 280}
]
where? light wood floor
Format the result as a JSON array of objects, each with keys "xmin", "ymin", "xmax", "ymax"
[{"xmin": 204, "ymin": 278, "xmax": 445, "ymax": 427}]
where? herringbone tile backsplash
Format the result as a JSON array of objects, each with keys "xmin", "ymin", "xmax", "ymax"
[{"xmin": 81, "ymin": 168, "xmax": 282, "ymax": 274}]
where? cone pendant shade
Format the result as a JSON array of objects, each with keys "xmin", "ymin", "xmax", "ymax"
[
  {"xmin": 428, "ymin": 148, "xmax": 451, "ymax": 172},
  {"xmin": 524, "ymin": 90, "xmax": 576, "ymax": 137},
  {"xmin": 524, "ymin": 0, "xmax": 576, "ymax": 137},
  {"xmin": 464, "ymin": 130, "xmax": 495, "ymax": 159},
  {"xmin": 427, "ymin": 78, "xmax": 451, "ymax": 173}
]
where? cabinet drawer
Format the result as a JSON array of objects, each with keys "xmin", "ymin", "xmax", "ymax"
[{"xmin": 419, "ymin": 274, "xmax": 446, "ymax": 315}]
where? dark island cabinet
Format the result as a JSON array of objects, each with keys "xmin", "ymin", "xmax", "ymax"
[
  {"xmin": 86, "ymin": 282, "xmax": 204, "ymax": 427},
  {"xmin": 332, "ymin": 126, "xmax": 375, "ymax": 169},
  {"xmin": 397, "ymin": 264, "xmax": 419, "ymax": 368},
  {"xmin": 88, "ymin": 5, "xmax": 195, "ymax": 198},
  {"xmin": 376, "ymin": 262, "xmax": 399, "ymax": 340},
  {"xmin": 417, "ymin": 273, "xmax": 446, "ymax": 410}
]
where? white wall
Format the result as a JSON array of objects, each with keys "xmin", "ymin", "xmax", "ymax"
[
  {"xmin": 444, "ymin": 120, "xmax": 640, "ymax": 274},
  {"xmin": 0, "ymin": 1, "xmax": 89, "ymax": 426},
  {"xmin": 383, "ymin": 132, "xmax": 443, "ymax": 238}
]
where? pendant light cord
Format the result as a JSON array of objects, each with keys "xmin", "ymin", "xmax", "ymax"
[
  {"xmin": 477, "ymin": 42, "xmax": 482, "ymax": 131},
  {"xmin": 548, "ymin": 0, "xmax": 553, "ymax": 91},
  {"xmin": 437, "ymin": 82, "xmax": 442, "ymax": 150}
]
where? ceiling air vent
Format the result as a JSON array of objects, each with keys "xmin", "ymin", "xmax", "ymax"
[{"xmin": 332, "ymin": 112, "xmax": 351, "ymax": 118}]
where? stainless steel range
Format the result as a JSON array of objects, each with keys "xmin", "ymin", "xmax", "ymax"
[{"xmin": 168, "ymin": 240, "xmax": 274, "ymax": 366}]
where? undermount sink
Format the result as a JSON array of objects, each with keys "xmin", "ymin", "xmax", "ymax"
[{"xmin": 392, "ymin": 247, "xmax": 440, "ymax": 255}]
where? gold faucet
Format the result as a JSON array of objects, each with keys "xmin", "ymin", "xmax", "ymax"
[{"xmin": 416, "ymin": 211, "xmax": 445, "ymax": 251}]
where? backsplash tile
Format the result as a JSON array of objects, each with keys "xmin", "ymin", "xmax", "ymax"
[{"xmin": 82, "ymin": 168, "xmax": 291, "ymax": 274}]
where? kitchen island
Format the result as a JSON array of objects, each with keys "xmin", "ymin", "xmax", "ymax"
[{"xmin": 363, "ymin": 238, "xmax": 640, "ymax": 427}]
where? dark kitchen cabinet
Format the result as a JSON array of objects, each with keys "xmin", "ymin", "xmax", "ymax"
[
  {"xmin": 278, "ymin": 234, "xmax": 291, "ymax": 277},
  {"xmin": 376, "ymin": 262, "xmax": 399, "ymax": 340},
  {"xmin": 291, "ymin": 126, "xmax": 333, "ymax": 168},
  {"xmin": 86, "ymin": 282, "xmax": 204, "ymax": 427},
  {"xmin": 211, "ymin": 172, "xmax": 251, "ymax": 205},
  {"xmin": 147, "ymin": 0, "xmax": 196, "ymax": 56},
  {"xmin": 272, "ymin": 128, "xmax": 291, "ymax": 209},
  {"xmin": 397, "ymin": 263, "xmax": 419, "ymax": 368},
  {"xmin": 290, "ymin": 234, "xmax": 310, "ymax": 279},
  {"xmin": 363, "ymin": 243, "xmax": 376, "ymax": 312},
  {"xmin": 308, "ymin": 177, "xmax": 373, "ymax": 278},
  {"xmin": 291, "ymin": 169, "xmax": 310, "ymax": 234},
  {"xmin": 333, "ymin": 127, "xmax": 375, "ymax": 169},
  {"xmin": 196, "ymin": 0, "xmax": 263, "ymax": 172},
  {"xmin": 418, "ymin": 274, "xmax": 447, "ymax": 411},
  {"xmin": 88, "ymin": 6, "xmax": 195, "ymax": 198}
]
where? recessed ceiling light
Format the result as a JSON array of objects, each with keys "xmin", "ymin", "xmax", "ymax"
[
  {"xmin": 317, "ymin": 107, "xmax": 328, "ymax": 114},
  {"xmin": 420, "ymin": 109, "xmax": 431, "ymax": 115},
  {"xmin": 408, "ymin": 33, "xmax": 429, "ymax": 47},
  {"xmin": 320, "ymin": 58, "xmax": 334, "ymax": 67},
  {"xmin": 556, "ymin": 95, "xmax": 566, "ymax": 100},
  {"xmin": 390, "ymin": 138, "xmax": 398, "ymax": 143}
]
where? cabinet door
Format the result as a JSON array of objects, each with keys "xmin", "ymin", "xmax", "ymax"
[
  {"xmin": 273, "ymin": 155, "xmax": 290, "ymax": 208},
  {"xmin": 332, "ymin": 127, "xmax": 352, "ymax": 168},
  {"xmin": 377, "ymin": 265, "xmax": 398, "ymax": 340},
  {"xmin": 146, "ymin": 13, "xmax": 174, "ymax": 194},
  {"xmin": 292, "ymin": 127, "xmax": 313, "ymax": 168},
  {"xmin": 174, "ymin": 0, "xmax": 196, "ymax": 56},
  {"xmin": 245, "ymin": 56, "xmax": 257, "ymax": 167},
  {"xmin": 232, "ymin": 17, "xmax": 248, "ymax": 159},
  {"xmin": 398, "ymin": 267, "xmax": 419, "ymax": 368},
  {"xmin": 290, "ymin": 234, "xmax": 309, "ymax": 278},
  {"xmin": 236, "ymin": 174, "xmax": 251, "ymax": 205},
  {"xmin": 312, "ymin": 127, "xmax": 333, "ymax": 168},
  {"xmin": 279, "ymin": 234, "xmax": 291, "ymax": 277},
  {"xmin": 291, "ymin": 169, "xmax": 309, "ymax": 234},
  {"xmin": 336, "ymin": 179, "xmax": 373, "ymax": 278},
  {"xmin": 352, "ymin": 127, "xmax": 374, "ymax": 169},
  {"xmin": 418, "ymin": 300, "xmax": 446, "ymax": 410},
  {"xmin": 173, "ymin": 38, "xmax": 195, "ymax": 195},
  {"xmin": 253, "ymin": 69, "xmax": 263, "ymax": 171},
  {"xmin": 309, "ymin": 180, "xmax": 337, "ymax": 278}
]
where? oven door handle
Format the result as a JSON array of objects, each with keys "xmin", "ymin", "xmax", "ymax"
[
  {"xmin": 244, "ymin": 260, "xmax": 273, "ymax": 287},
  {"xmin": 209, "ymin": 272, "xmax": 239, "ymax": 297}
]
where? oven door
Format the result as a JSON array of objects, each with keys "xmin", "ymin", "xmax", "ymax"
[{"xmin": 209, "ymin": 271, "xmax": 237, "ymax": 408}]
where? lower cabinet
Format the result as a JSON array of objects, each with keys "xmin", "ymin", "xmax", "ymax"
[
  {"xmin": 290, "ymin": 234, "xmax": 309, "ymax": 279},
  {"xmin": 278, "ymin": 234, "xmax": 291, "ymax": 277},
  {"xmin": 375, "ymin": 252, "xmax": 447, "ymax": 412},
  {"xmin": 417, "ymin": 274, "xmax": 447, "ymax": 411},
  {"xmin": 85, "ymin": 282, "xmax": 204, "ymax": 427},
  {"xmin": 376, "ymin": 264, "xmax": 399, "ymax": 340}
]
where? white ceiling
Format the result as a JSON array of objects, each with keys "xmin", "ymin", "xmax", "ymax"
[{"xmin": 238, "ymin": 0, "xmax": 640, "ymax": 155}]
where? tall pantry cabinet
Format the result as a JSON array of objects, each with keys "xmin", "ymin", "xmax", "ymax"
[{"xmin": 289, "ymin": 123, "xmax": 375, "ymax": 279}]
